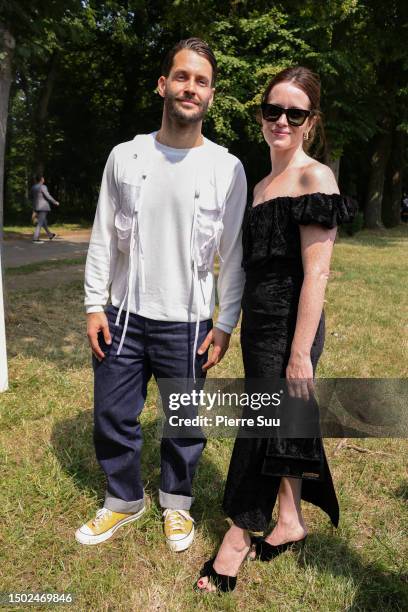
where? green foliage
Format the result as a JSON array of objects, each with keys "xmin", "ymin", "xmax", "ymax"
[{"xmin": 4, "ymin": 0, "xmax": 408, "ymax": 222}]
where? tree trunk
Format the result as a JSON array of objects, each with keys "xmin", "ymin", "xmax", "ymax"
[
  {"xmin": 34, "ymin": 51, "xmax": 59, "ymax": 176},
  {"xmin": 322, "ymin": 117, "xmax": 341, "ymax": 183},
  {"xmin": 0, "ymin": 25, "xmax": 15, "ymax": 234},
  {"xmin": 382, "ymin": 129, "xmax": 405, "ymax": 227},
  {"xmin": 364, "ymin": 129, "xmax": 392, "ymax": 229},
  {"xmin": 0, "ymin": 24, "xmax": 14, "ymax": 392}
]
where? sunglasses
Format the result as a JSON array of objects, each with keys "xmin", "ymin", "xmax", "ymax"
[{"xmin": 261, "ymin": 103, "xmax": 312, "ymax": 127}]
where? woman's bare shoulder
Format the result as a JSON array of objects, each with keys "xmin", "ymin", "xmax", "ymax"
[
  {"xmin": 252, "ymin": 175, "xmax": 270, "ymax": 201},
  {"xmin": 300, "ymin": 159, "xmax": 339, "ymax": 195}
]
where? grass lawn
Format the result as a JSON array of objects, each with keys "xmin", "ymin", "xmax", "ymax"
[
  {"xmin": 5, "ymin": 257, "xmax": 87, "ymax": 276},
  {"xmin": 1, "ymin": 226, "xmax": 407, "ymax": 611}
]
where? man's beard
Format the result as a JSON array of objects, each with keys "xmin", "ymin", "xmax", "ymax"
[{"xmin": 165, "ymin": 92, "xmax": 209, "ymax": 124}]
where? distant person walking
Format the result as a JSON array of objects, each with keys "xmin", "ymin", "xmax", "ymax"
[{"xmin": 30, "ymin": 175, "xmax": 60, "ymax": 243}]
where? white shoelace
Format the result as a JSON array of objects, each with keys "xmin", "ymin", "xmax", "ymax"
[
  {"xmin": 163, "ymin": 509, "xmax": 194, "ymax": 531},
  {"xmin": 92, "ymin": 508, "xmax": 112, "ymax": 527}
]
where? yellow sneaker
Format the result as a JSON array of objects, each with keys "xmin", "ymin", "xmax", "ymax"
[
  {"xmin": 163, "ymin": 509, "xmax": 195, "ymax": 552},
  {"xmin": 75, "ymin": 506, "xmax": 145, "ymax": 545}
]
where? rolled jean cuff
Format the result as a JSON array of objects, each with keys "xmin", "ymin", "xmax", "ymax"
[
  {"xmin": 159, "ymin": 489, "xmax": 193, "ymax": 510},
  {"xmin": 104, "ymin": 492, "xmax": 145, "ymax": 514}
]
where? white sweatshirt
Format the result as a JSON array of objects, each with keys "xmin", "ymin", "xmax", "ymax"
[{"xmin": 84, "ymin": 132, "xmax": 247, "ymax": 337}]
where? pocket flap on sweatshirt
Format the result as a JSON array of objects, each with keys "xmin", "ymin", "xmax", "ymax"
[{"xmin": 119, "ymin": 181, "xmax": 141, "ymax": 214}]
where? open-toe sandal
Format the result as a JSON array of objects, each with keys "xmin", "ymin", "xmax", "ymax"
[
  {"xmin": 195, "ymin": 557, "xmax": 237, "ymax": 593},
  {"xmin": 249, "ymin": 534, "xmax": 307, "ymax": 562}
]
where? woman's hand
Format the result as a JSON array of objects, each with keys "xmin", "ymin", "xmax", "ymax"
[{"xmin": 286, "ymin": 350, "xmax": 314, "ymax": 401}]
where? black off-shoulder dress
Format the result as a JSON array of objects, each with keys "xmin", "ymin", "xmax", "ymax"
[{"xmin": 222, "ymin": 192, "xmax": 357, "ymax": 532}]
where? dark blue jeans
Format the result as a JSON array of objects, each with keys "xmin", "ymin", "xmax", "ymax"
[{"xmin": 93, "ymin": 305, "xmax": 212, "ymax": 513}]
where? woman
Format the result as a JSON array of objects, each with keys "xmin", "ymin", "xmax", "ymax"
[{"xmin": 196, "ymin": 66, "xmax": 356, "ymax": 593}]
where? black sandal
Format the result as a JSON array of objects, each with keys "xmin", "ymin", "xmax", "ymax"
[
  {"xmin": 195, "ymin": 557, "xmax": 237, "ymax": 593},
  {"xmin": 250, "ymin": 535, "xmax": 307, "ymax": 562}
]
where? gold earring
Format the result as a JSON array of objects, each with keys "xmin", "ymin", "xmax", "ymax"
[{"xmin": 303, "ymin": 132, "xmax": 310, "ymax": 141}]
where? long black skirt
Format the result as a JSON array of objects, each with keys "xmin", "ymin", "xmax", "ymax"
[{"xmin": 222, "ymin": 310, "xmax": 339, "ymax": 532}]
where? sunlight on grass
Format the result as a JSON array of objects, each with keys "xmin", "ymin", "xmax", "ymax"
[{"xmin": 1, "ymin": 227, "xmax": 407, "ymax": 610}]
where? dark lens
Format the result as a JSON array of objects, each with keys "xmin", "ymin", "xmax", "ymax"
[
  {"xmin": 287, "ymin": 109, "xmax": 308, "ymax": 126},
  {"xmin": 262, "ymin": 104, "xmax": 283, "ymax": 122}
]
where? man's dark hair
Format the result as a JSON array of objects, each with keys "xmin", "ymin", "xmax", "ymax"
[
  {"xmin": 161, "ymin": 37, "xmax": 217, "ymax": 86},
  {"xmin": 34, "ymin": 174, "xmax": 43, "ymax": 183}
]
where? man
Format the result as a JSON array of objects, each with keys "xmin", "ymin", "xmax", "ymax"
[
  {"xmin": 76, "ymin": 38, "xmax": 247, "ymax": 550},
  {"xmin": 30, "ymin": 175, "xmax": 59, "ymax": 243}
]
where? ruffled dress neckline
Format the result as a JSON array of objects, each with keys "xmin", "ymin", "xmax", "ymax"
[
  {"xmin": 242, "ymin": 192, "xmax": 358, "ymax": 272},
  {"xmin": 251, "ymin": 192, "xmax": 349, "ymax": 210}
]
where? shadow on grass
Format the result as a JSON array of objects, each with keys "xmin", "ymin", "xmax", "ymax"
[
  {"xmin": 5, "ymin": 281, "xmax": 219, "ymax": 371},
  {"xmin": 50, "ymin": 409, "xmax": 226, "ymax": 526},
  {"xmin": 298, "ymin": 533, "xmax": 408, "ymax": 610},
  {"xmin": 394, "ymin": 480, "xmax": 408, "ymax": 502},
  {"xmin": 50, "ymin": 410, "xmax": 407, "ymax": 608},
  {"xmin": 5, "ymin": 283, "xmax": 90, "ymax": 371}
]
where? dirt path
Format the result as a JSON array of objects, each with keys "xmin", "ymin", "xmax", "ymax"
[{"xmin": 3, "ymin": 230, "xmax": 91, "ymax": 268}]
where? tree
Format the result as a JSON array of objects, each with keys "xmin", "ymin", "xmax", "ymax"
[
  {"xmin": 4, "ymin": 1, "xmax": 408, "ymax": 225},
  {"xmin": 383, "ymin": 129, "xmax": 405, "ymax": 227},
  {"xmin": 361, "ymin": 0, "xmax": 408, "ymax": 228},
  {"xmin": 0, "ymin": 0, "xmax": 79, "ymax": 391},
  {"xmin": 0, "ymin": 25, "xmax": 15, "ymax": 234},
  {"xmin": 0, "ymin": 25, "xmax": 14, "ymax": 392},
  {"xmin": 365, "ymin": 121, "xmax": 393, "ymax": 229}
]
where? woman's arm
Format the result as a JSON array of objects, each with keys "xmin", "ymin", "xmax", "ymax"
[
  {"xmin": 286, "ymin": 163, "xmax": 338, "ymax": 399},
  {"xmin": 287, "ymin": 224, "xmax": 336, "ymax": 381}
]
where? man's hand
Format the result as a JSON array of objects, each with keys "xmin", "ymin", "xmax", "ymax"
[
  {"xmin": 87, "ymin": 312, "xmax": 111, "ymax": 361},
  {"xmin": 198, "ymin": 327, "xmax": 231, "ymax": 372}
]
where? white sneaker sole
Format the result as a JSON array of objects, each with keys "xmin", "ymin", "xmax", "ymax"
[
  {"xmin": 75, "ymin": 506, "xmax": 146, "ymax": 546},
  {"xmin": 166, "ymin": 524, "xmax": 195, "ymax": 552}
]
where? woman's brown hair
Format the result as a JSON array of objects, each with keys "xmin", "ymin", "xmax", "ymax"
[{"xmin": 260, "ymin": 66, "xmax": 326, "ymax": 156}]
